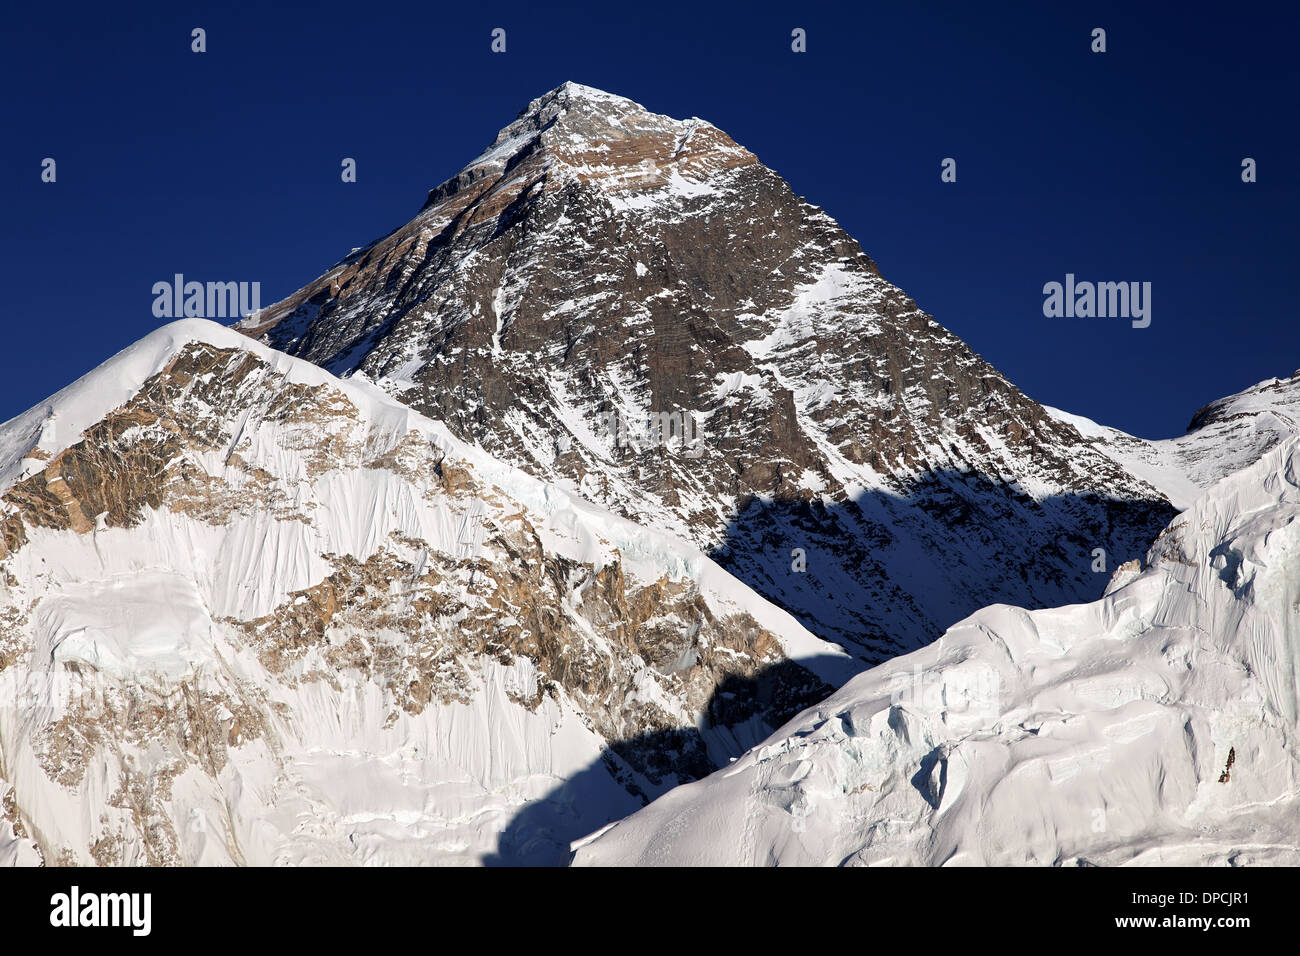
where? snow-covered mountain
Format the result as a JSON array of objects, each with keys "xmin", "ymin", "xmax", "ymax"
[
  {"xmin": 574, "ymin": 435, "xmax": 1300, "ymax": 866},
  {"xmin": 235, "ymin": 82, "xmax": 1181, "ymax": 662},
  {"xmin": 3, "ymin": 83, "xmax": 1295, "ymax": 870},
  {"xmin": 0, "ymin": 320, "xmax": 853, "ymax": 866}
]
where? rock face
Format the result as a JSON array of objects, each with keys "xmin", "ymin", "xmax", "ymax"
[
  {"xmin": 0, "ymin": 321, "xmax": 848, "ymax": 866},
  {"xmin": 574, "ymin": 436, "xmax": 1300, "ymax": 867},
  {"xmin": 239, "ymin": 82, "xmax": 1178, "ymax": 661}
]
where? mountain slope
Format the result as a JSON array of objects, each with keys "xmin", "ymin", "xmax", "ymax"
[
  {"xmin": 0, "ymin": 320, "xmax": 853, "ymax": 866},
  {"xmin": 573, "ymin": 436, "xmax": 1300, "ymax": 866},
  {"xmin": 237, "ymin": 82, "xmax": 1178, "ymax": 661},
  {"xmin": 1047, "ymin": 367, "xmax": 1300, "ymax": 510}
]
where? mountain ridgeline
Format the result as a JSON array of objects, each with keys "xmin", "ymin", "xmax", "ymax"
[
  {"xmin": 239, "ymin": 82, "xmax": 1180, "ymax": 661},
  {"xmin": 3, "ymin": 83, "xmax": 1296, "ymax": 867}
]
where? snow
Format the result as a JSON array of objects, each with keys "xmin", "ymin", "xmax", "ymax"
[
  {"xmin": 1040, "ymin": 404, "xmax": 1113, "ymax": 440},
  {"xmin": 8, "ymin": 80, "xmax": 1298, "ymax": 867},
  {"xmin": 1, "ymin": 318, "xmax": 839, "ymax": 655},
  {"xmin": 1043, "ymin": 371, "xmax": 1300, "ymax": 511},
  {"xmin": 575, "ymin": 437, "xmax": 1300, "ymax": 866},
  {"xmin": 35, "ymin": 571, "xmax": 216, "ymax": 683},
  {"xmin": 740, "ymin": 262, "xmax": 877, "ymax": 366},
  {"xmin": 0, "ymin": 318, "xmax": 856, "ymax": 865}
]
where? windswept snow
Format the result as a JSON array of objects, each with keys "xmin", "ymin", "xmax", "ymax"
[
  {"xmin": 0, "ymin": 319, "xmax": 852, "ymax": 866},
  {"xmin": 575, "ymin": 437, "xmax": 1300, "ymax": 866},
  {"xmin": 1045, "ymin": 369, "xmax": 1300, "ymax": 511},
  {"xmin": 0, "ymin": 319, "xmax": 846, "ymax": 676}
]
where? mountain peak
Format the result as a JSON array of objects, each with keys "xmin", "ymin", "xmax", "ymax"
[
  {"xmin": 533, "ymin": 80, "xmax": 641, "ymax": 112},
  {"xmin": 470, "ymin": 81, "xmax": 698, "ymax": 169},
  {"xmin": 241, "ymin": 85, "xmax": 1181, "ymax": 660},
  {"xmin": 492, "ymin": 82, "xmax": 647, "ymax": 147},
  {"xmin": 413, "ymin": 83, "xmax": 751, "ymax": 217}
]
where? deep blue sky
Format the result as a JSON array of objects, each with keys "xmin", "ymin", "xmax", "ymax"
[{"xmin": 3, "ymin": 1, "xmax": 1297, "ymax": 438}]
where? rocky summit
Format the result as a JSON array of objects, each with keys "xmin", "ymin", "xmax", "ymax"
[{"xmin": 239, "ymin": 82, "xmax": 1182, "ymax": 661}]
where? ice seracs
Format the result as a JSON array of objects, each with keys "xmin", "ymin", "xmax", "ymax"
[{"xmin": 574, "ymin": 436, "xmax": 1300, "ymax": 866}]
